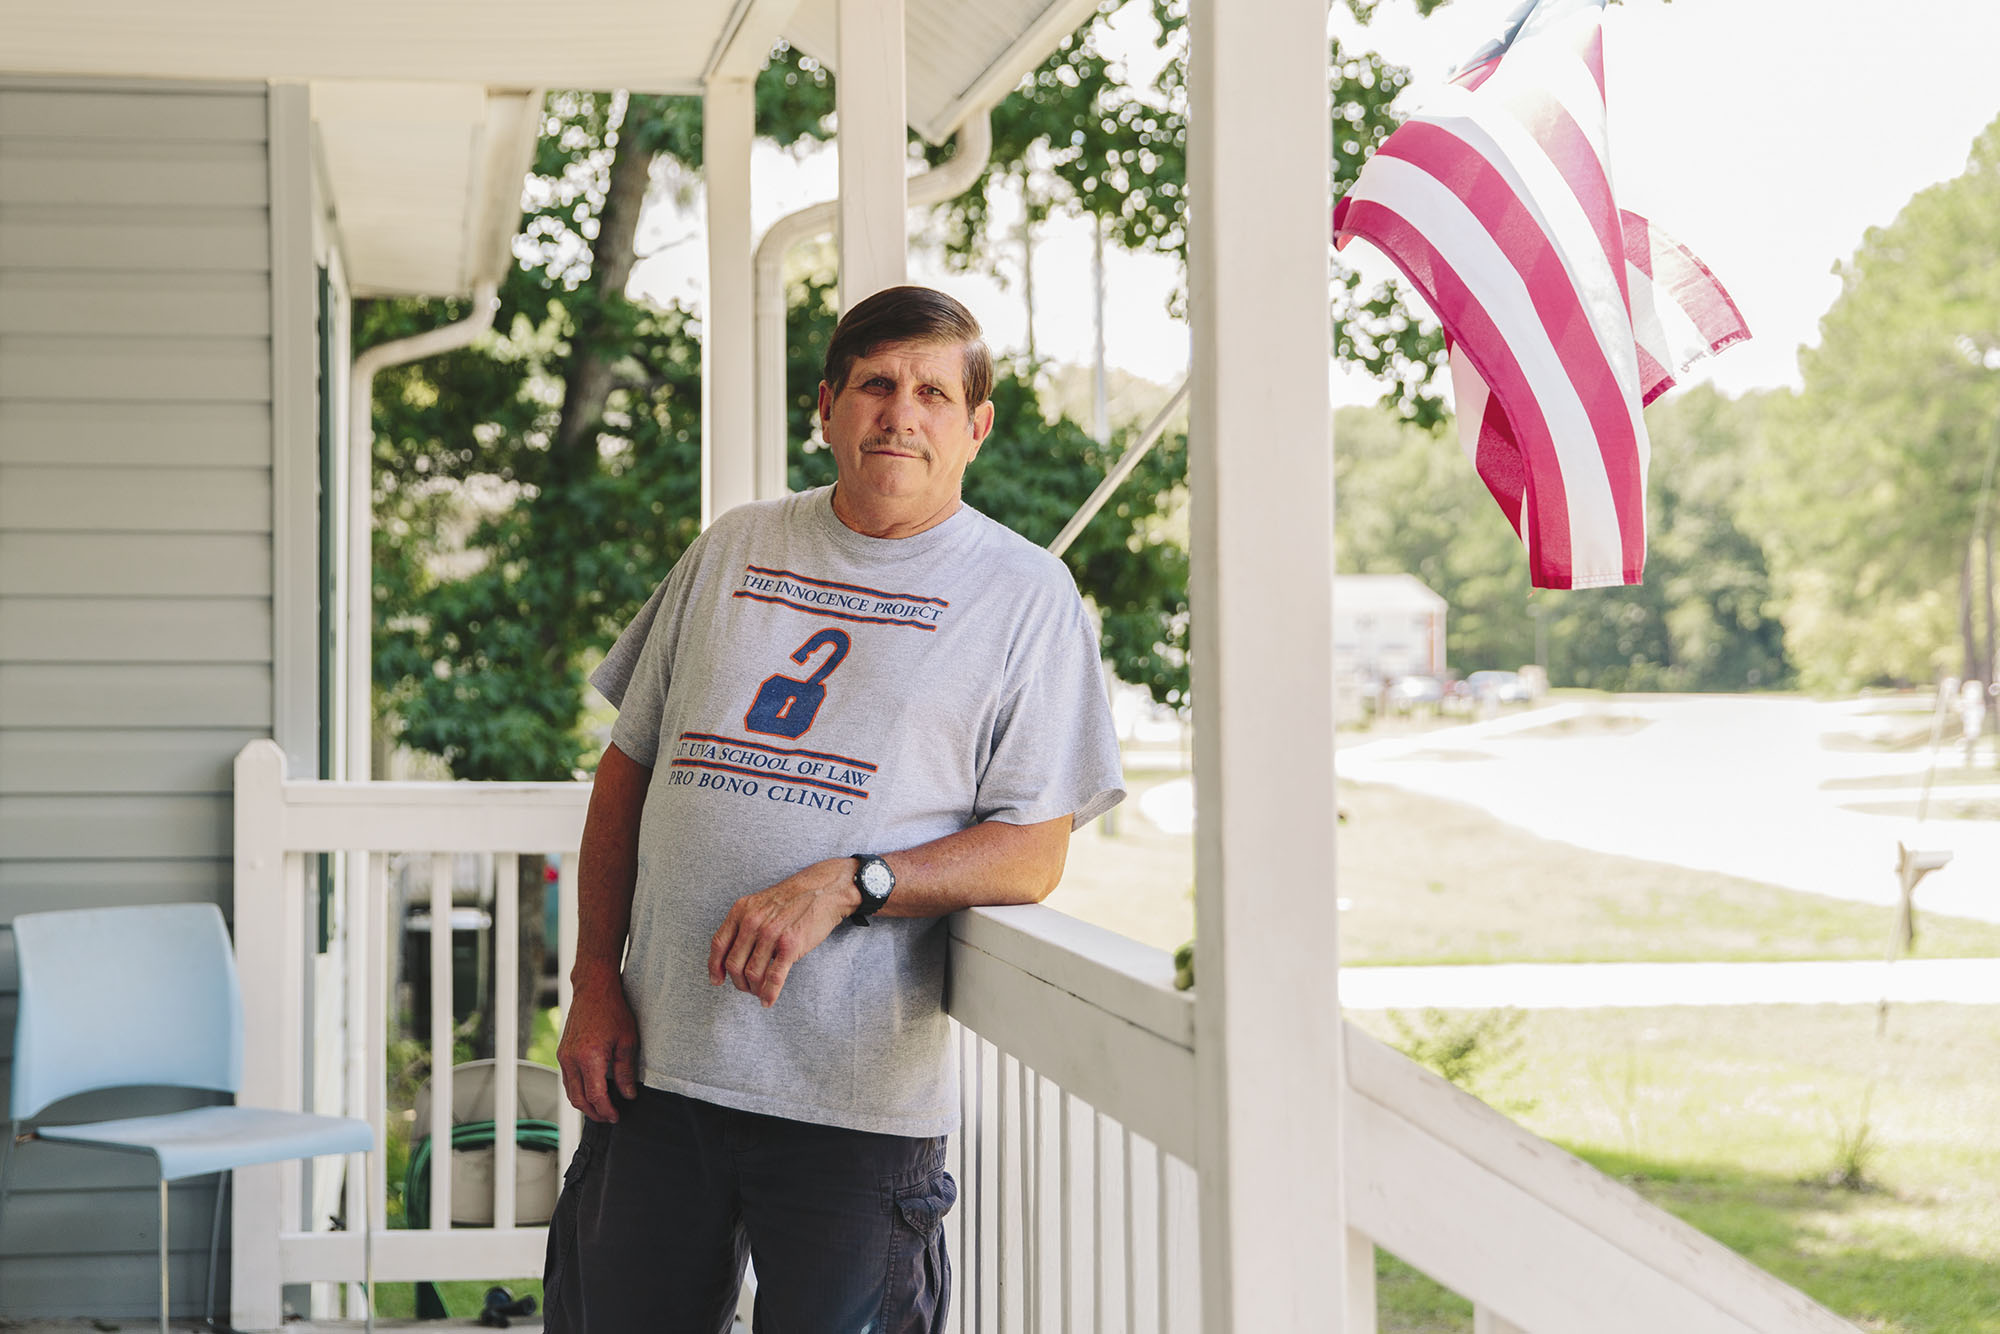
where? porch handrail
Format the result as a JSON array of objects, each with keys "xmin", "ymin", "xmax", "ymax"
[
  {"xmin": 232, "ymin": 741, "xmax": 592, "ymax": 1329},
  {"xmin": 948, "ymin": 905, "xmax": 1195, "ymax": 1161},
  {"xmin": 937, "ymin": 909, "xmax": 1860, "ymax": 1334},
  {"xmin": 1343, "ymin": 1027, "xmax": 1861, "ymax": 1334},
  {"xmin": 230, "ymin": 743, "xmax": 1860, "ymax": 1333}
]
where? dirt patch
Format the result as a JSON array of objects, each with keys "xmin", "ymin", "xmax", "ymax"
[
  {"xmin": 1842, "ymin": 798, "xmax": 2000, "ymax": 821},
  {"xmin": 1504, "ymin": 711, "xmax": 1653, "ymax": 740}
]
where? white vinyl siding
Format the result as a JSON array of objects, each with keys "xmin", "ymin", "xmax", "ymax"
[{"xmin": 0, "ymin": 78, "xmax": 291, "ymax": 1320}]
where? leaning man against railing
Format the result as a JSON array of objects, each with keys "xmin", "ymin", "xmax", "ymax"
[{"xmin": 545, "ymin": 285, "xmax": 1126, "ymax": 1333}]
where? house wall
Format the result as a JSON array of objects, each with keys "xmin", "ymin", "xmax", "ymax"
[{"xmin": 0, "ymin": 77, "xmax": 322, "ymax": 1318}]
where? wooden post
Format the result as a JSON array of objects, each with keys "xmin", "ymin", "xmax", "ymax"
[
  {"xmin": 835, "ymin": 0, "xmax": 907, "ymax": 309},
  {"xmin": 1187, "ymin": 0, "xmax": 1343, "ymax": 1329},
  {"xmin": 702, "ymin": 74, "xmax": 757, "ymax": 526},
  {"xmin": 268, "ymin": 82, "xmax": 317, "ymax": 782},
  {"xmin": 232, "ymin": 740, "xmax": 298, "ymax": 1330}
]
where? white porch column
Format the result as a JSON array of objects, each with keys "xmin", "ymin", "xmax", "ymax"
[
  {"xmin": 231, "ymin": 741, "xmax": 303, "ymax": 1329},
  {"xmin": 703, "ymin": 74, "xmax": 758, "ymax": 525},
  {"xmin": 835, "ymin": 0, "xmax": 907, "ymax": 309},
  {"xmin": 1187, "ymin": 1, "xmax": 1344, "ymax": 1331}
]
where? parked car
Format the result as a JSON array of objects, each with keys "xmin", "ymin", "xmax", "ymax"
[
  {"xmin": 1388, "ymin": 674, "xmax": 1447, "ymax": 712},
  {"xmin": 1465, "ymin": 669, "xmax": 1530, "ymax": 704}
]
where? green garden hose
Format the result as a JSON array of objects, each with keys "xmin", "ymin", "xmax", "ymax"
[{"xmin": 404, "ymin": 1119, "xmax": 562, "ymax": 1318}]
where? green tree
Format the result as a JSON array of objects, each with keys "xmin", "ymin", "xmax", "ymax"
[
  {"xmin": 1752, "ymin": 115, "xmax": 2000, "ymax": 692},
  {"xmin": 1334, "ymin": 388, "xmax": 1788, "ymax": 691}
]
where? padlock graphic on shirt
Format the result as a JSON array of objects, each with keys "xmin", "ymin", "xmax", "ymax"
[{"xmin": 744, "ymin": 628, "xmax": 852, "ymax": 738}]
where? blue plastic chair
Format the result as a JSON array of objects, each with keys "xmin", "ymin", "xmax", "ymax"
[{"xmin": 1, "ymin": 903, "xmax": 375, "ymax": 1332}]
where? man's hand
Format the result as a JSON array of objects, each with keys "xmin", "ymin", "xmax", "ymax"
[
  {"xmin": 708, "ymin": 857, "xmax": 862, "ymax": 1008},
  {"xmin": 557, "ymin": 968, "xmax": 640, "ymax": 1122}
]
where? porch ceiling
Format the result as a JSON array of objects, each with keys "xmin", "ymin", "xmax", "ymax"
[{"xmin": 2, "ymin": 0, "xmax": 1098, "ymax": 296}]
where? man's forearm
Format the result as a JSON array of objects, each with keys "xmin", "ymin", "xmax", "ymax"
[
  {"xmin": 709, "ymin": 813, "xmax": 1073, "ymax": 1006},
  {"xmin": 572, "ymin": 740, "xmax": 652, "ymax": 983},
  {"xmin": 749, "ymin": 815, "xmax": 1072, "ymax": 926},
  {"xmin": 872, "ymin": 814, "xmax": 1071, "ymax": 917}
]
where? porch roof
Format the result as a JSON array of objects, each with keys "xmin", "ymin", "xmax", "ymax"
[{"xmin": 0, "ymin": 0, "xmax": 1096, "ymax": 296}]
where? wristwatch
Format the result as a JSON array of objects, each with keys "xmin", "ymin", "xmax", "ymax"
[{"xmin": 849, "ymin": 853, "xmax": 895, "ymax": 926}]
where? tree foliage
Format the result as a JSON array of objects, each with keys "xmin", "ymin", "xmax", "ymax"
[
  {"xmin": 1751, "ymin": 115, "xmax": 2000, "ymax": 692},
  {"xmin": 1335, "ymin": 387, "xmax": 1788, "ymax": 691},
  {"xmin": 364, "ymin": 74, "xmax": 834, "ymax": 781}
]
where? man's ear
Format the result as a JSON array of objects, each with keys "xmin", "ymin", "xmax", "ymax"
[
  {"xmin": 970, "ymin": 399, "xmax": 995, "ymax": 448},
  {"xmin": 816, "ymin": 381, "xmax": 834, "ymax": 425}
]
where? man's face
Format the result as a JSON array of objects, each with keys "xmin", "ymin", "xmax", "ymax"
[{"xmin": 817, "ymin": 340, "xmax": 994, "ymax": 517}]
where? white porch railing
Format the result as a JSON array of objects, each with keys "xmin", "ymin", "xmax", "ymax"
[
  {"xmin": 231, "ymin": 741, "xmax": 588, "ymax": 1328},
  {"xmin": 943, "ymin": 905, "xmax": 1202, "ymax": 1333},
  {"xmin": 230, "ymin": 740, "xmax": 1859, "ymax": 1333}
]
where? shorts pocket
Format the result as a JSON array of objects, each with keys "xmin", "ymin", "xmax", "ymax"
[
  {"xmin": 885, "ymin": 1170, "xmax": 957, "ymax": 1333},
  {"xmin": 894, "ymin": 1169, "xmax": 957, "ymax": 1236},
  {"xmin": 541, "ymin": 1120, "xmax": 603, "ymax": 1331}
]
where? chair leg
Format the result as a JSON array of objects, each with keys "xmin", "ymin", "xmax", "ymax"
[
  {"xmin": 0, "ymin": 1121, "xmax": 19, "ymax": 1243},
  {"xmin": 361, "ymin": 1152, "xmax": 374, "ymax": 1334},
  {"xmin": 159, "ymin": 1177, "xmax": 171, "ymax": 1334},
  {"xmin": 204, "ymin": 1172, "xmax": 229, "ymax": 1330}
]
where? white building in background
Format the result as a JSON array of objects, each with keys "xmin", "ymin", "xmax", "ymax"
[{"xmin": 1335, "ymin": 573, "xmax": 1448, "ymax": 682}]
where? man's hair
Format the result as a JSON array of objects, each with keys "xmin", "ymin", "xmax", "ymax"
[{"xmin": 822, "ymin": 285, "xmax": 994, "ymax": 411}]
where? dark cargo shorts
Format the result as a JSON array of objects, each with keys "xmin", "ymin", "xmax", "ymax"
[{"xmin": 543, "ymin": 1087, "xmax": 956, "ymax": 1334}]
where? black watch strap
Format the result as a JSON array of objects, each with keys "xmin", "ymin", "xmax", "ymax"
[{"xmin": 849, "ymin": 853, "xmax": 894, "ymax": 925}]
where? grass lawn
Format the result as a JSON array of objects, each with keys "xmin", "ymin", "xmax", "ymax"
[
  {"xmin": 1056, "ymin": 761, "xmax": 2000, "ymax": 1333},
  {"xmin": 1051, "ymin": 769, "xmax": 2000, "ymax": 962},
  {"xmin": 1335, "ymin": 781, "xmax": 2000, "ymax": 963},
  {"xmin": 1351, "ymin": 1005, "xmax": 2000, "ymax": 1334}
]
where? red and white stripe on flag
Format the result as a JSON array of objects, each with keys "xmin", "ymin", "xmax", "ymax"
[{"xmin": 1332, "ymin": 0, "xmax": 1748, "ymax": 590}]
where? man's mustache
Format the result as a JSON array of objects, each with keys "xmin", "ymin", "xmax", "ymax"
[{"xmin": 860, "ymin": 434, "xmax": 932, "ymax": 460}]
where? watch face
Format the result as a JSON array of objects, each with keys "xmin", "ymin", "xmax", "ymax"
[{"xmin": 859, "ymin": 858, "xmax": 894, "ymax": 900}]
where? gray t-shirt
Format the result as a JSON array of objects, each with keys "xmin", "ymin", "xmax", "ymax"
[{"xmin": 589, "ymin": 485, "xmax": 1125, "ymax": 1136}]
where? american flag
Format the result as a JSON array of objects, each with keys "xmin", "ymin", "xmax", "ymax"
[{"xmin": 1333, "ymin": 0, "xmax": 1749, "ymax": 589}]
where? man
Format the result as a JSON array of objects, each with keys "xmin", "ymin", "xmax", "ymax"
[{"xmin": 544, "ymin": 285, "xmax": 1124, "ymax": 1332}]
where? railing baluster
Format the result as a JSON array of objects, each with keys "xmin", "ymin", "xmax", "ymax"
[
  {"xmin": 278, "ymin": 851, "xmax": 308, "ymax": 1242},
  {"xmin": 1346, "ymin": 1227, "xmax": 1380, "ymax": 1334},
  {"xmin": 342, "ymin": 851, "xmax": 369, "ymax": 1316},
  {"xmin": 1092, "ymin": 1111, "xmax": 1109, "ymax": 1334},
  {"xmin": 1059, "ymin": 1089, "xmax": 1073, "ymax": 1334},
  {"xmin": 1023, "ymin": 1060, "xmax": 1037, "ymax": 1332},
  {"xmin": 493, "ymin": 852, "xmax": 520, "ymax": 1233},
  {"xmin": 968, "ymin": 1026, "xmax": 984, "ymax": 1334},
  {"xmin": 1128, "ymin": 1128, "xmax": 1144, "ymax": 1334},
  {"xmin": 1154, "ymin": 1145, "xmax": 1168, "ymax": 1334},
  {"xmin": 366, "ymin": 853, "xmax": 389, "ymax": 1236},
  {"xmin": 997, "ymin": 1051, "xmax": 1011, "ymax": 1334},
  {"xmin": 429, "ymin": 852, "xmax": 455, "ymax": 1233},
  {"xmin": 1168, "ymin": 1152, "xmax": 1192, "ymax": 1328}
]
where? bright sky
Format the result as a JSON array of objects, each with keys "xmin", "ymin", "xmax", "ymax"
[{"xmin": 630, "ymin": 0, "xmax": 2000, "ymax": 408}]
